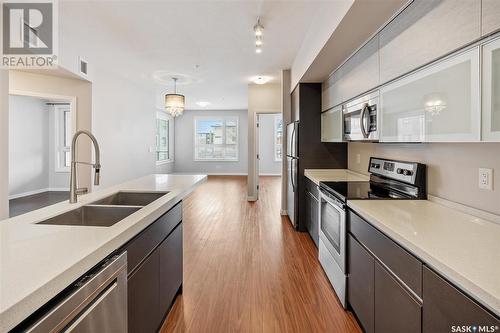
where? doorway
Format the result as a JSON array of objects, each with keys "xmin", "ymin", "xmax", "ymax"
[
  {"xmin": 8, "ymin": 94, "xmax": 75, "ymax": 217},
  {"xmin": 256, "ymin": 113, "xmax": 283, "ymax": 200}
]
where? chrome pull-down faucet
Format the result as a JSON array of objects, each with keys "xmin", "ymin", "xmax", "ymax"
[{"xmin": 69, "ymin": 130, "xmax": 101, "ymax": 203}]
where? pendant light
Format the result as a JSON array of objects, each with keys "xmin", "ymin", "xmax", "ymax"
[{"xmin": 165, "ymin": 77, "xmax": 185, "ymax": 117}]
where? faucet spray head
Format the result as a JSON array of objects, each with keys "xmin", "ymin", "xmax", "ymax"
[{"xmin": 94, "ymin": 164, "xmax": 101, "ymax": 186}]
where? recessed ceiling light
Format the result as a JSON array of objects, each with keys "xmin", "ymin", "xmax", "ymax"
[
  {"xmin": 255, "ymin": 47, "xmax": 262, "ymax": 54},
  {"xmin": 255, "ymin": 37, "xmax": 263, "ymax": 46},
  {"xmin": 196, "ymin": 101, "xmax": 211, "ymax": 107},
  {"xmin": 252, "ymin": 76, "xmax": 271, "ymax": 85}
]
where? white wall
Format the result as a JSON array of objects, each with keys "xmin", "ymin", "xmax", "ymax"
[
  {"xmin": 0, "ymin": 70, "xmax": 8, "ymax": 219},
  {"xmin": 58, "ymin": 3, "xmax": 173, "ymax": 189},
  {"xmin": 258, "ymin": 114, "xmax": 281, "ymax": 175},
  {"xmin": 174, "ymin": 109, "xmax": 248, "ymax": 174},
  {"xmin": 291, "ymin": 0, "xmax": 353, "ymax": 90},
  {"xmin": 48, "ymin": 106, "xmax": 70, "ymax": 190},
  {"xmin": 8, "ymin": 96, "xmax": 50, "ymax": 196},
  {"xmin": 248, "ymin": 83, "xmax": 281, "ymax": 199}
]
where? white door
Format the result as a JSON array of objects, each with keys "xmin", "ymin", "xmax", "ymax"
[{"xmin": 482, "ymin": 37, "xmax": 500, "ymax": 141}]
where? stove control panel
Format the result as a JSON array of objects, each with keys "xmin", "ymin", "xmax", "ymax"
[{"xmin": 369, "ymin": 157, "xmax": 423, "ymax": 185}]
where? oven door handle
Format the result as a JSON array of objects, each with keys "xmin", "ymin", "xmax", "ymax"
[{"xmin": 319, "ymin": 190, "xmax": 345, "ymax": 210}]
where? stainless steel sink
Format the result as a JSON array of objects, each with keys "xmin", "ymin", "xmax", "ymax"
[
  {"xmin": 90, "ymin": 191, "xmax": 168, "ymax": 206},
  {"xmin": 36, "ymin": 205, "xmax": 141, "ymax": 227}
]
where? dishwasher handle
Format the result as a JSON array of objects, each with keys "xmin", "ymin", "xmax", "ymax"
[{"xmin": 25, "ymin": 252, "xmax": 128, "ymax": 333}]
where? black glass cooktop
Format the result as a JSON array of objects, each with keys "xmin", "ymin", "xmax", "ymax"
[{"xmin": 319, "ymin": 181, "xmax": 411, "ymax": 201}]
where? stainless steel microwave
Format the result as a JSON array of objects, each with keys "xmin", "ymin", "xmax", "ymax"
[{"xmin": 343, "ymin": 91, "xmax": 379, "ymax": 141}]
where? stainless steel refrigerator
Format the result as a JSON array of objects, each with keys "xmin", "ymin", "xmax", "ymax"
[{"xmin": 286, "ymin": 121, "xmax": 299, "ymax": 228}]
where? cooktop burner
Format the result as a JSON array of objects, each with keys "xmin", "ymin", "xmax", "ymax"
[{"xmin": 319, "ymin": 181, "xmax": 412, "ymax": 202}]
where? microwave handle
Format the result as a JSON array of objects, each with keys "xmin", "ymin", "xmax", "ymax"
[{"xmin": 360, "ymin": 103, "xmax": 369, "ymax": 138}]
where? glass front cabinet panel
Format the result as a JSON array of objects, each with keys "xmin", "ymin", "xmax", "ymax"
[
  {"xmin": 321, "ymin": 105, "xmax": 343, "ymax": 142},
  {"xmin": 380, "ymin": 47, "xmax": 480, "ymax": 142},
  {"xmin": 482, "ymin": 37, "xmax": 500, "ymax": 141}
]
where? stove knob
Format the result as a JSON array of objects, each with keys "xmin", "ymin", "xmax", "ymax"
[
  {"xmin": 403, "ymin": 169, "xmax": 413, "ymax": 176},
  {"xmin": 397, "ymin": 168, "xmax": 403, "ymax": 174}
]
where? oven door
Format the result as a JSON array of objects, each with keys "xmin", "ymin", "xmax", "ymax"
[{"xmin": 318, "ymin": 190, "xmax": 346, "ymax": 272}]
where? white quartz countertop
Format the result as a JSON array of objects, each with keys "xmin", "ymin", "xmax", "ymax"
[
  {"xmin": 0, "ymin": 174, "xmax": 206, "ymax": 332},
  {"xmin": 348, "ymin": 199, "xmax": 500, "ymax": 317},
  {"xmin": 304, "ymin": 169, "xmax": 369, "ymax": 185}
]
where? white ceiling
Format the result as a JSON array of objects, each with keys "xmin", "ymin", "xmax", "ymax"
[{"xmin": 60, "ymin": 0, "xmax": 341, "ymax": 110}]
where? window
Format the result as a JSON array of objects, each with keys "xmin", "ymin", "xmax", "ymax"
[
  {"xmin": 274, "ymin": 115, "xmax": 283, "ymax": 161},
  {"xmin": 55, "ymin": 105, "xmax": 71, "ymax": 172},
  {"xmin": 194, "ymin": 117, "xmax": 238, "ymax": 161},
  {"xmin": 156, "ymin": 112, "xmax": 173, "ymax": 164}
]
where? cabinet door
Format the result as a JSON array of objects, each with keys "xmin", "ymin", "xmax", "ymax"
[
  {"xmin": 305, "ymin": 191, "xmax": 319, "ymax": 247},
  {"xmin": 159, "ymin": 223, "xmax": 183, "ymax": 314},
  {"xmin": 482, "ymin": 0, "xmax": 500, "ymax": 36},
  {"xmin": 347, "ymin": 235, "xmax": 374, "ymax": 333},
  {"xmin": 482, "ymin": 37, "xmax": 500, "ymax": 141},
  {"xmin": 379, "ymin": 0, "xmax": 480, "ymax": 84},
  {"xmin": 322, "ymin": 68, "xmax": 343, "ymax": 111},
  {"xmin": 321, "ymin": 106, "xmax": 343, "ymax": 142},
  {"xmin": 423, "ymin": 266, "xmax": 500, "ymax": 333},
  {"xmin": 374, "ymin": 262, "xmax": 421, "ymax": 333},
  {"xmin": 380, "ymin": 47, "xmax": 480, "ymax": 142},
  {"xmin": 341, "ymin": 36, "xmax": 379, "ymax": 102},
  {"xmin": 128, "ymin": 249, "xmax": 161, "ymax": 333}
]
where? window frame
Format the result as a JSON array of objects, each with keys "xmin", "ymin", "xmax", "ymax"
[
  {"xmin": 54, "ymin": 105, "xmax": 72, "ymax": 173},
  {"xmin": 274, "ymin": 114, "xmax": 283, "ymax": 162},
  {"xmin": 193, "ymin": 116, "xmax": 239, "ymax": 162},
  {"xmin": 156, "ymin": 111, "xmax": 174, "ymax": 165}
]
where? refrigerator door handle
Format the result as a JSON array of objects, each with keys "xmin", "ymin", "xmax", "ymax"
[{"xmin": 290, "ymin": 158, "xmax": 295, "ymax": 191}]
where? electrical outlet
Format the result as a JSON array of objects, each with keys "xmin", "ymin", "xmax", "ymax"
[
  {"xmin": 478, "ymin": 168, "xmax": 493, "ymax": 190},
  {"xmin": 356, "ymin": 154, "xmax": 361, "ymax": 164}
]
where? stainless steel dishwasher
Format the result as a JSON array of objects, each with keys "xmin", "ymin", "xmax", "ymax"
[{"xmin": 25, "ymin": 252, "xmax": 127, "ymax": 333}]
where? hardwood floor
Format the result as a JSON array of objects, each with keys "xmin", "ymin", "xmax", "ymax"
[{"xmin": 160, "ymin": 176, "xmax": 361, "ymax": 333}]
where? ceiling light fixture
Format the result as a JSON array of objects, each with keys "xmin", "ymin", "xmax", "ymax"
[
  {"xmin": 196, "ymin": 101, "xmax": 211, "ymax": 108},
  {"xmin": 254, "ymin": 18, "xmax": 264, "ymax": 37},
  {"xmin": 252, "ymin": 76, "xmax": 271, "ymax": 85},
  {"xmin": 165, "ymin": 77, "xmax": 185, "ymax": 117},
  {"xmin": 254, "ymin": 18, "xmax": 264, "ymax": 54}
]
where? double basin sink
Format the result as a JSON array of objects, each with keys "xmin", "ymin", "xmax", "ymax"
[{"xmin": 37, "ymin": 192, "xmax": 168, "ymax": 227}]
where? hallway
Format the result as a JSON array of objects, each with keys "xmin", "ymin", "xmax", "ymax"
[{"xmin": 161, "ymin": 175, "xmax": 360, "ymax": 332}]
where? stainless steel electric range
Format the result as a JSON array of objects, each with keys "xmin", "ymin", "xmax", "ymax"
[{"xmin": 317, "ymin": 157, "xmax": 427, "ymax": 307}]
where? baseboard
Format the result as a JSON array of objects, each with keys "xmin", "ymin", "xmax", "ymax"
[
  {"xmin": 247, "ymin": 195, "xmax": 257, "ymax": 201},
  {"xmin": 259, "ymin": 173, "xmax": 281, "ymax": 176},
  {"xmin": 280, "ymin": 209, "xmax": 287, "ymax": 215},
  {"xmin": 9, "ymin": 187, "xmax": 69, "ymax": 200}
]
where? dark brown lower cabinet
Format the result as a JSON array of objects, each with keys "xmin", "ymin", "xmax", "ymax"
[
  {"xmin": 159, "ymin": 223, "xmax": 183, "ymax": 312},
  {"xmin": 348, "ymin": 235, "xmax": 375, "ymax": 333},
  {"xmin": 374, "ymin": 262, "xmax": 421, "ymax": 333},
  {"xmin": 128, "ymin": 249, "xmax": 161, "ymax": 333},
  {"xmin": 423, "ymin": 266, "xmax": 500, "ymax": 333}
]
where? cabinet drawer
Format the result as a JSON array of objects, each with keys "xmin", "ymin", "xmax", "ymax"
[
  {"xmin": 423, "ymin": 266, "xmax": 500, "ymax": 333},
  {"xmin": 348, "ymin": 210, "xmax": 422, "ymax": 297},
  {"xmin": 305, "ymin": 177, "xmax": 319, "ymax": 200},
  {"xmin": 123, "ymin": 202, "xmax": 182, "ymax": 274}
]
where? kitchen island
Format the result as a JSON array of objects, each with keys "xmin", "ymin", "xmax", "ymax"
[{"xmin": 0, "ymin": 174, "xmax": 206, "ymax": 332}]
